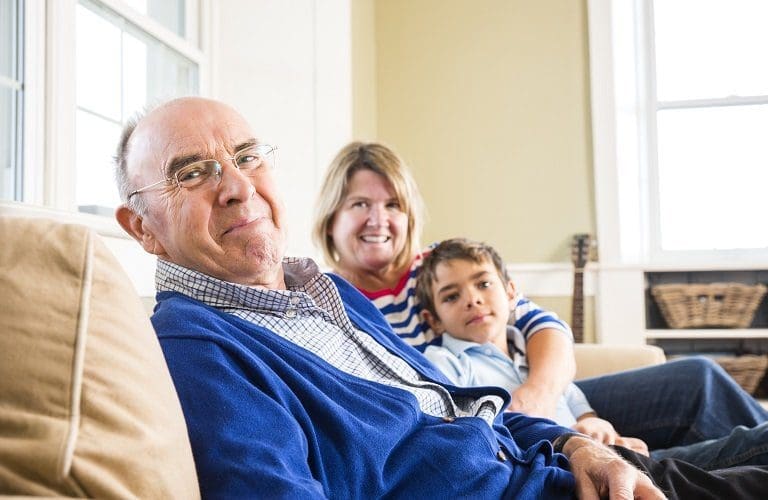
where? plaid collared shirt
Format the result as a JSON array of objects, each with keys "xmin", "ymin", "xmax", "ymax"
[{"xmin": 155, "ymin": 258, "xmax": 502, "ymax": 425}]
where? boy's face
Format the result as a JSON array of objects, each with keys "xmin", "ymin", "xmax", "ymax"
[{"xmin": 422, "ymin": 257, "xmax": 516, "ymax": 345}]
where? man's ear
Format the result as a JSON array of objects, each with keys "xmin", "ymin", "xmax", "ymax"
[
  {"xmin": 115, "ymin": 204, "xmax": 166, "ymax": 256},
  {"xmin": 421, "ymin": 309, "xmax": 444, "ymax": 334}
]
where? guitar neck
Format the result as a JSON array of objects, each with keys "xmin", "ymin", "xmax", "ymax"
[{"xmin": 571, "ymin": 270, "xmax": 584, "ymax": 343}]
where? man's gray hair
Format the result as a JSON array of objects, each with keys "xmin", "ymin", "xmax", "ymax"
[{"xmin": 114, "ymin": 104, "xmax": 156, "ymax": 215}]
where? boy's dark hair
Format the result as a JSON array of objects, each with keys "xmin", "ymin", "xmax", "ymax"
[{"xmin": 416, "ymin": 237, "xmax": 510, "ymax": 317}]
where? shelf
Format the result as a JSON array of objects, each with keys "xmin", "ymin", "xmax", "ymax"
[{"xmin": 646, "ymin": 329, "xmax": 768, "ymax": 340}]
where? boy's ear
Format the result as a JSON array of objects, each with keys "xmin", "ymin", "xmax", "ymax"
[
  {"xmin": 115, "ymin": 204, "xmax": 166, "ymax": 256},
  {"xmin": 506, "ymin": 279, "xmax": 517, "ymax": 302},
  {"xmin": 421, "ymin": 309, "xmax": 444, "ymax": 334}
]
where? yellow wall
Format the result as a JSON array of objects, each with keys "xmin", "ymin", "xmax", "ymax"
[
  {"xmin": 351, "ymin": 0, "xmax": 377, "ymax": 140},
  {"xmin": 355, "ymin": 0, "xmax": 594, "ymax": 263},
  {"xmin": 530, "ymin": 295, "xmax": 596, "ymax": 343}
]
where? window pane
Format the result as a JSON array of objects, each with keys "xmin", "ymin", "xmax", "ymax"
[
  {"xmin": 0, "ymin": 0, "xmax": 20, "ymax": 202},
  {"xmin": 122, "ymin": 33, "xmax": 148, "ymax": 117},
  {"xmin": 656, "ymin": 105, "xmax": 768, "ymax": 251},
  {"xmin": 122, "ymin": 31, "xmax": 198, "ymax": 110},
  {"xmin": 76, "ymin": 110, "xmax": 122, "ymax": 213},
  {"xmin": 76, "ymin": 4, "xmax": 122, "ymax": 121},
  {"xmin": 0, "ymin": 0, "xmax": 18, "ymax": 79},
  {"xmin": 123, "ymin": 0, "xmax": 185, "ymax": 38},
  {"xmin": 654, "ymin": 0, "xmax": 768, "ymax": 101},
  {"xmin": 0, "ymin": 87, "xmax": 19, "ymax": 200}
]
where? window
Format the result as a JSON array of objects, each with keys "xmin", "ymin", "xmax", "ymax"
[
  {"xmin": 75, "ymin": 0, "xmax": 200, "ymax": 215},
  {"xmin": 3, "ymin": 0, "xmax": 207, "ymax": 217},
  {"xmin": 588, "ymin": 0, "xmax": 768, "ymax": 265},
  {"xmin": 0, "ymin": 0, "xmax": 23, "ymax": 201},
  {"xmin": 648, "ymin": 0, "xmax": 768, "ymax": 255},
  {"xmin": 122, "ymin": 0, "xmax": 188, "ymax": 38}
]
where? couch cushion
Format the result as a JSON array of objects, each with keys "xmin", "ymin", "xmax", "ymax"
[
  {"xmin": 0, "ymin": 216, "xmax": 199, "ymax": 498},
  {"xmin": 574, "ymin": 343, "xmax": 667, "ymax": 380}
]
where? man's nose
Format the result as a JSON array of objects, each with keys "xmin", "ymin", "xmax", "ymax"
[{"xmin": 216, "ymin": 163, "xmax": 255, "ymax": 205}]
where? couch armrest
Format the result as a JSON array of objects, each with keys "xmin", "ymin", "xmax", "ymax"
[{"xmin": 574, "ymin": 344, "xmax": 666, "ymax": 380}]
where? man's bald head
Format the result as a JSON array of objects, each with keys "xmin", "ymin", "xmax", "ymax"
[{"xmin": 114, "ymin": 97, "xmax": 287, "ymax": 289}]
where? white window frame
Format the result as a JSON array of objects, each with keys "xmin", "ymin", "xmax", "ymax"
[
  {"xmin": 1, "ymin": 0, "xmax": 27, "ymax": 201},
  {"xmin": 588, "ymin": 0, "xmax": 768, "ymax": 268},
  {"xmin": 21, "ymin": 0, "xmax": 210, "ymax": 231}
]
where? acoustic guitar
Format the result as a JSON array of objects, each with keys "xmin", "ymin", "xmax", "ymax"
[{"xmin": 570, "ymin": 234, "xmax": 593, "ymax": 343}]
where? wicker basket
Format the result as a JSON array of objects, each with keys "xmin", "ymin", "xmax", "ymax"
[
  {"xmin": 715, "ymin": 355, "xmax": 768, "ymax": 395},
  {"xmin": 651, "ymin": 282, "xmax": 767, "ymax": 329}
]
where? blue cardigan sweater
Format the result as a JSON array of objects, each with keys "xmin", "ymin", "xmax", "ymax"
[{"xmin": 153, "ymin": 274, "xmax": 576, "ymax": 499}]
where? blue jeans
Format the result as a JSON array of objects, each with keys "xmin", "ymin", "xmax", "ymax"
[
  {"xmin": 575, "ymin": 356, "xmax": 768, "ymax": 467},
  {"xmin": 650, "ymin": 423, "xmax": 768, "ymax": 470}
]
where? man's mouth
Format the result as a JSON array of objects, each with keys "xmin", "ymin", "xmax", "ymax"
[
  {"xmin": 360, "ymin": 235, "xmax": 390, "ymax": 243},
  {"xmin": 223, "ymin": 216, "xmax": 263, "ymax": 236}
]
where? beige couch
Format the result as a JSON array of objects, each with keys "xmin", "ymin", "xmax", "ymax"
[
  {"xmin": 574, "ymin": 343, "xmax": 666, "ymax": 379},
  {"xmin": 0, "ymin": 216, "xmax": 665, "ymax": 496},
  {"xmin": 0, "ymin": 217, "xmax": 199, "ymax": 498}
]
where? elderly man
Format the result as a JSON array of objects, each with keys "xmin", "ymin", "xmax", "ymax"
[{"xmin": 114, "ymin": 97, "xmax": 766, "ymax": 499}]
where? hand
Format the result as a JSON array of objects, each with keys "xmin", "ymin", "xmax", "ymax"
[
  {"xmin": 507, "ymin": 383, "xmax": 559, "ymax": 419},
  {"xmin": 572, "ymin": 415, "xmax": 621, "ymax": 445},
  {"xmin": 614, "ymin": 436, "xmax": 650, "ymax": 457},
  {"xmin": 563, "ymin": 436, "xmax": 665, "ymax": 500},
  {"xmin": 573, "ymin": 415, "xmax": 650, "ymax": 457}
]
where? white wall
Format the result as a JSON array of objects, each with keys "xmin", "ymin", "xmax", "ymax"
[{"xmin": 210, "ymin": 0, "xmax": 353, "ymax": 260}]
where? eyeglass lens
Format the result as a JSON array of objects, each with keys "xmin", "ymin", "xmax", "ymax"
[{"xmin": 175, "ymin": 145, "xmax": 275, "ymax": 189}]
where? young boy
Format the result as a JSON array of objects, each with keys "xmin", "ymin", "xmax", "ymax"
[{"xmin": 415, "ymin": 237, "xmax": 649, "ymax": 455}]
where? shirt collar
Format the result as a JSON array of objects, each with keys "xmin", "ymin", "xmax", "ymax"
[
  {"xmin": 440, "ymin": 333, "xmax": 484, "ymax": 355},
  {"xmin": 155, "ymin": 257, "xmax": 323, "ymax": 310},
  {"xmin": 440, "ymin": 333, "xmax": 511, "ymax": 359}
]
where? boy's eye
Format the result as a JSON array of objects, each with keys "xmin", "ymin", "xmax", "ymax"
[
  {"xmin": 441, "ymin": 293, "xmax": 459, "ymax": 303},
  {"xmin": 478, "ymin": 280, "xmax": 492, "ymax": 289}
]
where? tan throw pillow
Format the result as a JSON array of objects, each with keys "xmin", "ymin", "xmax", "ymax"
[{"xmin": 0, "ymin": 216, "xmax": 199, "ymax": 498}]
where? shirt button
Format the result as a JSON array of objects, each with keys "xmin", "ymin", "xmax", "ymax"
[
  {"xmin": 285, "ymin": 308, "xmax": 297, "ymax": 319},
  {"xmin": 289, "ymin": 296, "xmax": 300, "ymax": 305},
  {"xmin": 442, "ymin": 416, "xmax": 455, "ymax": 423},
  {"xmin": 496, "ymin": 450, "xmax": 507, "ymax": 462}
]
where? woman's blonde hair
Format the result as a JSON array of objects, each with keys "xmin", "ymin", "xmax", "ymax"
[{"xmin": 313, "ymin": 141, "xmax": 425, "ymax": 271}]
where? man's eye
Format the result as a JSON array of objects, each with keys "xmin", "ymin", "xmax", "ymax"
[
  {"xmin": 177, "ymin": 165, "xmax": 207, "ymax": 183},
  {"xmin": 236, "ymin": 153, "xmax": 261, "ymax": 168}
]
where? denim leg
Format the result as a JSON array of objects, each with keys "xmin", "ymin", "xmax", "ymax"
[
  {"xmin": 650, "ymin": 423, "xmax": 768, "ymax": 470},
  {"xmin": 575, "ymin": 356, "xmax": 768, "ymax": 449}
]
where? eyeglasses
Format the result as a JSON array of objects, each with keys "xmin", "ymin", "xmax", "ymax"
[{"xmin": 127, "ymin": 144, "xmax": 277, "ymax": 200}]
